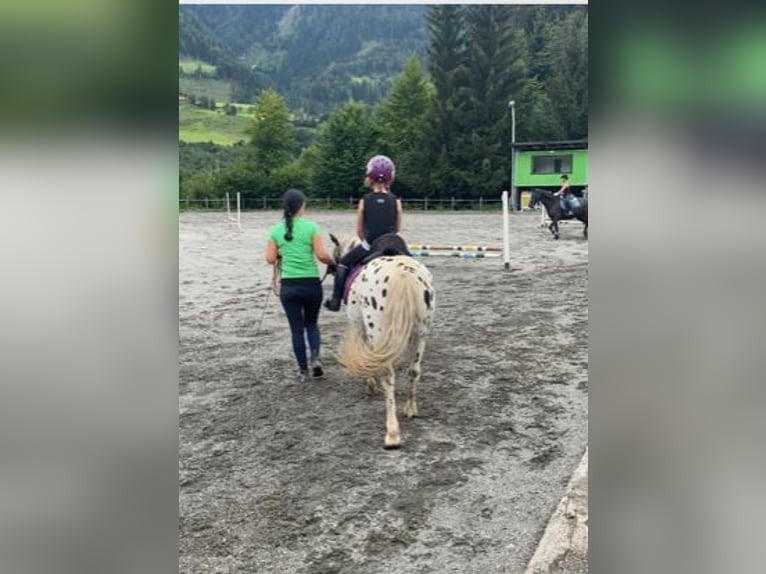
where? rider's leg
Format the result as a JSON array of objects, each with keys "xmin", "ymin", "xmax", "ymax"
[{"xmin": 324, "ymin": 244, "xmax": 367, "ymax": 311}]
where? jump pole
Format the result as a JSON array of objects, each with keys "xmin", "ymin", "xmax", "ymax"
[
  {"xmin": 226, "ymin": 193, "xmax": 232, "ymax": 220},
  {"xmin": 410, "ymin": 250, "xmax": 501, "ymax": 259},
  {"xmin": 502, "ymin": 190, "xmax": 510, "ymax": 270},
  {"xmin": 409, "ymin": 244, "xmax": 503, "ymax": 252}
]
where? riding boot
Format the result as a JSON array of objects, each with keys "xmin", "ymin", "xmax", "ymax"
[{"xmin": 324, "ymin": 264, "xmax": 349, "ymax": 312}]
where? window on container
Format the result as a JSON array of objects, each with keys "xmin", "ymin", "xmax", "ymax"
[{"xmin": 531, "ymin": 154, "xmax": 573, "ymax": 174}]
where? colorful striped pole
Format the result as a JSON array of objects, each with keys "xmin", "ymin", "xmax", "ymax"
[
  {"xmin": 408, "ymin": 244, "xmax": 503, "ymax": 252},
  {"xmin": 410, "ymin": 250, "xmax": 501, "ymax": 259}
]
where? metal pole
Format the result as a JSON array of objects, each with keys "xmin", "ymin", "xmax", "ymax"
[
  {"xmin": 502, "ymin": 191, "xmax": 510, "ymax": 270},
  {"xmin": 509, "ymin": 100, "xmax": 517, "ymax": 212}
]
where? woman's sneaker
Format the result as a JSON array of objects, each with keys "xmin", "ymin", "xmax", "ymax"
[
  {"xmin": 310, "ymin": 356, "xmax": 323, "ymax": 378},
  {"xmin": 297, "ymin": 368, "xmax": 310, "ymax": 383}
]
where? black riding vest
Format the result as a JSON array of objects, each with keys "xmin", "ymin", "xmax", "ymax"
[{"xmin": 362, "ymin": 192, "xmax": 397, "ymax": 243}]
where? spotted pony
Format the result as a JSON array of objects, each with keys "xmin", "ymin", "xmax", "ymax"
[{"xmin": 330, "ymin": 234, "xmax": 436, "ymax": 449}]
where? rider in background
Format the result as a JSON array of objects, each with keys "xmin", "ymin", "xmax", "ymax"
[
  {"xmin": 324, "ymin": 155, "xmax": 403, "ymax": 312},
  {"xmin": 555, "ymin": 174, "xmax": 579, "ymax": 214}
]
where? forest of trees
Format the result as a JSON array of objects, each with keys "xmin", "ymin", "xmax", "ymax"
[
  {"xmin": 180, "ymin": 5, "xmax": 588, "ymax": 203},
  {"xmin": 179, "ymin": 5, "xmax": 427, "ymax": 111}
]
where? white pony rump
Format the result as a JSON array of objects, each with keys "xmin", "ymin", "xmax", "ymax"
[{"xmin": 333, "ymin": 251, "xmax": 435, "ymax": 449}]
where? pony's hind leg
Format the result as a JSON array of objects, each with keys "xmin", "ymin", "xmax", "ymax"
[
  {"xmin": 380, "ymin": 366, "xmax": 401, "ymax": 449},
  {"xmin": 403, "ymin": 339, "xmax": 426, "ymax": 419}
]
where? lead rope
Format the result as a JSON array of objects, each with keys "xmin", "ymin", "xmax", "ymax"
[
  {"xmin": 255, "ymin": 259, "xmax": 281, "ymax": 336},
  {"xmin": 250, "ymin": 258, "xmax": 291, "ymax": 469}
]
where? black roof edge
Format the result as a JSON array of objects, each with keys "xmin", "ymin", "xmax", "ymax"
[{"xmin": 512, "ymin": 140, "xmax": 588, "ymax": 151}]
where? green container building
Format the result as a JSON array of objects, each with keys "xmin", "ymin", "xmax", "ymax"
[{"xmin": 512, "ymin": 140, "xmax": 588, "ymax": 207}]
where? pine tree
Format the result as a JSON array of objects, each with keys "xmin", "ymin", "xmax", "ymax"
[
  {"xmin": 309, "ymin": 102, "xmax": 374, "ymax": 198},
  {"xmin": 247, "ymin": 89, "xmax": 297, "ymax": 175},
  {"xmin": 545, "ymin": 11, "xmax": 588, "ymax": 139},
  {"xmin": 461, "ymin": 5, "xmax": 526, "ymax": 195},
  {"xmin": 425, "ymin": 5, "xmax": 471, "ymax": 197},
  {"xmin": 372, "ymin": 56, "xmax": 434, "ymax": 198}
]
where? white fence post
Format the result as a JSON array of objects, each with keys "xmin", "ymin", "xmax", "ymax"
[{"xmin": 236, "ymin": 192, "xmax": 242, "ymax": 230}]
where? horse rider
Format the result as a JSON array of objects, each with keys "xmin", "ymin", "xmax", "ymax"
[
  {"xmin": 324, "ymin": 155, "xmax": 404, "ymax": 312},
  {"xmin": 555, "ymin": 174, "xmax": 579, "ymax": 215}
]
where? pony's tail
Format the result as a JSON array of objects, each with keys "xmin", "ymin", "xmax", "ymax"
[{"xmin": 337, "ymin": 269, "xmax": 424, "ymax": 379}]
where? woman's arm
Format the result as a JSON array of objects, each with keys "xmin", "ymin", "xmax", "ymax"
[
  {"xmin": 395, "ymin": 198, "xmax": 403, "ymax": 232},
  {"xmin": 265, "ymin": 239, "xmax": 279, "ymax": 264},
  {"xmin": 312, "ymin": 233, "xmax": 335, "ymax": 265}
]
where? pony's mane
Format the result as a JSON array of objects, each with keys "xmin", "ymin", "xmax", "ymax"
[{"xmin": 533, "ymin": 188, "xmax": 555, "ymax": 199}]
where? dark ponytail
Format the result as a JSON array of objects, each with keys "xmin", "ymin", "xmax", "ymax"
[{"xmin": 282, "ymin": 188, "xmax": 306, "ymax": 241}]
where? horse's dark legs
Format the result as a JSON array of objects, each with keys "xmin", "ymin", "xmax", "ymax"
[{"xmin": 549, "ymin": 220, "xmax": 559, "ymax": 239}]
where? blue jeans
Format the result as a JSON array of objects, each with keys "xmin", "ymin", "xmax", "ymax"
[
  {"xmin": 279, "ymin": 279, "xmax": 323, "ymax": 370},
  {"xmin": 562, "ymin": 196, "xmax": 579, "ymax": 213}
]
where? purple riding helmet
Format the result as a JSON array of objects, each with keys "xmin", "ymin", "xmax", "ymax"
[{"xmin": 365, "ymin": 155, "xmax": 396, "ymax": 185}]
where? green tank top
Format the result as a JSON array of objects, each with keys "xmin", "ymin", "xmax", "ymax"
[{"xmin": 268, "ymin": 217, "xmax": 321, "ymax": 279}]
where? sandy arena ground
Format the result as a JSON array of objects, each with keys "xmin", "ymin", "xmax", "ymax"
[{"xmin": 179, "ymin": 209, "xmax": 588, "ymax": 574}]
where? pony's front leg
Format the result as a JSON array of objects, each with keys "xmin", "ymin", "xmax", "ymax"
[
  {"xmin": 380, "ymin": 366, "xmax": 401, "ymax": 449},
  {"xmin": 364, "ymin": 377, "xmax": 378, "ymax": 396},
  {"xmin": 403, "ymin": 340, "xmax": 426, "ymax": 418},
  {"xmin": 550, "ymin": 221, "xmax": 559, "ymax": 239}
]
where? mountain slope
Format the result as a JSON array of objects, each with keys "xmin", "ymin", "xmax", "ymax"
[{"xmin": 179, "ymin": 5, "xmax": 428, "ymax": 114}]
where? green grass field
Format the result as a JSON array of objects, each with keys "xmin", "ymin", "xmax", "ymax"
[
  {"xmin": 179, "ymin": 58, "xmax": 217, "ymax": 75},
  {"xmin": 179, "ymin": 77, "xmax": 233, "ymax": 103},
  {"xmin": 179, "ymin": 103, "xmax": 252, "ymax": 145}
]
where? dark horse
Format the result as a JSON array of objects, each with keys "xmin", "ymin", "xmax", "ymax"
[{"xmin": 529, "ymin": 188, "xmax": 588, "ymax": 240}]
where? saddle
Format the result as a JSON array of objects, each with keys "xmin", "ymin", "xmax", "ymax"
[
  {"xmin": 359, "ymin": 233, "xmax": 411, "ymax": 265},
  {"xmin": 342, "ymin": 233, "xmax": 411, "ymax": 304}
]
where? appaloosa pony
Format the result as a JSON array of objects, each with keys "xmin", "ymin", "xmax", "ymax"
[{"xmin": 329, "ymin": 234, "xmax": 435, "ymax": 449}]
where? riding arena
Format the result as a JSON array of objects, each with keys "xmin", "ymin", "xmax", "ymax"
[{"xmin": 179, "ymin": 202, "xmax": 588, "ymax": 574}]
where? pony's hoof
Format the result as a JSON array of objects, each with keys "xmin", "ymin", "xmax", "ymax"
[
  {"xmin": 403, "ymin": 400, "xmax": 418, "ymax": 418},
  {"xmin": 384, "ymin": 433, "xmax": 401, "ymax": 449}
]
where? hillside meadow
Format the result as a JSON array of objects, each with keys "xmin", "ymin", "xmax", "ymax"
[{"xmin": 179, "ymin": 103, "xmax": 252, "ymax": 145}]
